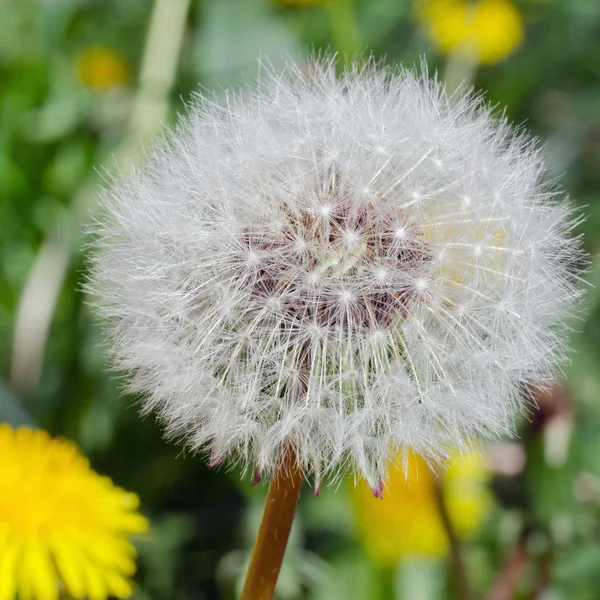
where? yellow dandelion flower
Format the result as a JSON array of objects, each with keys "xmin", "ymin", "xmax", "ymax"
[
  {"xmin": 351, "ymin": 451, "xmax": 492, "ymax": 567},
  {"xmin": 419, "ymin": 0, "xmax": 524, "ymax": 65},
  {"xmin": 0, "ymin": 425, "xmax": 148, "ymax": 600},
  {"xmin": 76, "ymin": 46, "xmax": 130, "ymax": 90}
]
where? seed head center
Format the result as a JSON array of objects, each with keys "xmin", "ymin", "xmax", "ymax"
[{"xmin": 240, "ymin": 201, "xmax": 430, "ymax": 330}]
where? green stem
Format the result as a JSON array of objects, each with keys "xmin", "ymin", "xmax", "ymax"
[
  {"xmin": 376, "ymin": 565, "xmax": 396, "ymax": 600},
  {"xmin": 324, "ymin": 0, "xmax": 362, "ymax": 59},
  {"xmin": 443, "ymin": 52, "xmax": 478, "ymax": 97},
  {"xmin": 431, "ymin": 471, "xmax": 472, "ymax": 600}
]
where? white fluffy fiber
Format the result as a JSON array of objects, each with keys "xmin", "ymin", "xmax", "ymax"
[{"xmin": 88, "ymin": 58, "xmax": 584, "ymax": 490}]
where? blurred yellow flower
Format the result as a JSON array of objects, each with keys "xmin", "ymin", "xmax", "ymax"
[
  {"xmin": 420, "ymin": 0, "xmax": 524, "ymax": 65},
  {"xmin": 352, "ymin": 450, "xmax": 492, "ymax": 567},
  {"xmin": 76, "ymin": 46, "xmax": 130, "ymax": 90},
  {"xmin": 0, "ymin": 425, "xmax": 148, "ymax": 600}
]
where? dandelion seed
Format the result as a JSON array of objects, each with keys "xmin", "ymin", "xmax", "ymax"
[{"xmin": 87, "ymin": 57, "xmax": 585, "ymax": 489}]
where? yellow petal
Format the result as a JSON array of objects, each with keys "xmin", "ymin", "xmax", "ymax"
[
  {"xmin": 92, "ymin": 540, "xmax": 137, "ymax": 575},
  {"xmin": 77, "ymin": 555, "xmax": 109, "ymax": 600},
  {"xmin": 70, "ymin": 532, "xmax": 137, "ymax": 575},
  {"xmin": 20, "ymin": 540, "xmax": 59, "ymax": 600},
  {"xmin": 50, "ymin": 537, "xmax": 88, "ymax": 599},
  {"xmin": 105, "ymin": 570, "xmax": 134, "ymax": 599},
  {"xmin": 0, "ymin": 539, "xmax": 19, "ymax": 600}
]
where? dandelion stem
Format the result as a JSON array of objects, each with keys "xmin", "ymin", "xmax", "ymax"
[
  {"xmin": 376, "ymin": 565, "xmax": 396, "ymax": 600},
  {"xmin": 241, "ymin": 446, "xmax": 303, "ymax": 600},
  {"xmin": 443, "ymin": 52, "xmax": 477, "ymax": 96},
  {"xmin": 484, "ymin": 542, "xmax": 528, "ymax": 600},
  {"xmin": 324, "ymin": 0, "xmax": 362, "ymax": 59},
  {"xmin": 431, "ymin": 469, "xmax": 472, "ymax": 600}
]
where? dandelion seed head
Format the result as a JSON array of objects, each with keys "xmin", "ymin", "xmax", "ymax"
[{"xmin": 87, "ymin": 57, "xmax": 585, "ymax": 486}]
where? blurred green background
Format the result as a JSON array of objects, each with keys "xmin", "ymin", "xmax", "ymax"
[{"xmin": 1, "ymin": 0, "xmax": 600, "ymax": 598}]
